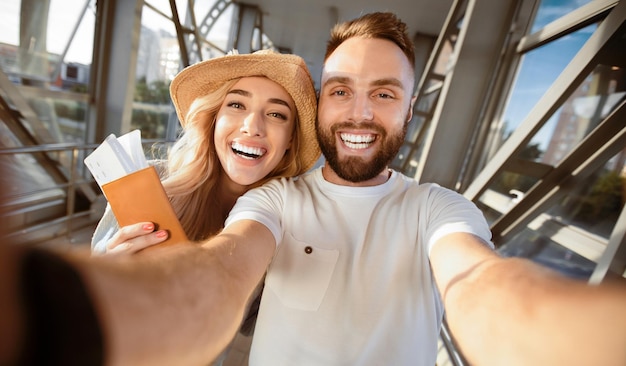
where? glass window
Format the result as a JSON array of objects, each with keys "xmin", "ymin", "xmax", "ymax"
[
  {"xmin": 548, "ymin": 151, "xmax": 626, "ymax": 240},
  {"xmin": 132, "ymin": 0, "xmax": 235, "ymax": 139},
  {"xmin": 0, "ymin": 0, "xmax": 95, "ymax": 84},
  {"xmin": 529, "ymin": 64, "xmax": 624, "ymax": 166},
  {"xmin": 496, "ymin": 24, "xmax": 594, "ymax": 154},
  {"xmin": 0, "ymin": 0, "xmax": 94, "ymax": 145},
  {"xmin": 131, "ymin": 4, "xmax": 181, "ymax": 140},
  {"xmin": 477, "ymin": 0, "xmax": 625, "ymax": 280},
  {"xmin": 530, "ymin": 0, "xmax": 594, "ymax": 33},
  {"xmin": 498, "ymin": 227, "xmax": 597, "ymax": 280},
  {"xmin": 496, "ymin": 148, "xmax": 625, "ymax": 280},
  {"xmin": 479, "ymin": 36, "xmax": 625, "ymax": 225}
]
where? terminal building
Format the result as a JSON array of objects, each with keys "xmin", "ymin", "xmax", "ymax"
[{"xmin": 1, "ymin": 0, "xmax": 624, "ymax": 364}]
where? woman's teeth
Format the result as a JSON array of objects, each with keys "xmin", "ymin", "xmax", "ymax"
[{"xmin": 232, "ymin": 141, "xmax": 265, "ymax": 159}]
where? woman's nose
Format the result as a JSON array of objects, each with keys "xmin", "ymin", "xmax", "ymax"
[{"xmin": 240, "ymin": 112, "xmax": 265, "ymax": 136}]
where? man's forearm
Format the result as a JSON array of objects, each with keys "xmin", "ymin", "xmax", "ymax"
[
  {"xmin": 73, "ymin": 225, "xmax": 273, "ymax": 366},
  {"xmin": 0, "ymin": 245, "xmax": 28, "ymax": 365},
  {"xmin": 0, "ymin": 245, "xmax": 104, "ymax": 366},
  {"xmin": 444, "ymin": 257, "xmax": 626, "ymax": 366}
]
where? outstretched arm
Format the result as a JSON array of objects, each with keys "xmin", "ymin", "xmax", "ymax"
[
  {"xmin": 71, "ymin": 219, "xmax": 275, "ymax": 366},
  {"xmin": 430, "ymin": 232, "xmax": 626, "ymax": 366}
]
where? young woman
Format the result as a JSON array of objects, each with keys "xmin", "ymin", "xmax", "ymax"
[
  {"xmin": 91, "ymin": 50, "xmax": 319, "ymax": 253},
  {"xmin": 89, "ymin": 50, "xmax": 319, "ymax": 365}
]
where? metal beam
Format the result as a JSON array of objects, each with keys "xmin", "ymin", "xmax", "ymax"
[
  {"xmin": 493, "ymin": 100, "xmax": 626, "ymax": 244},
  {"xmin": 464, "ymin": 0, "xmax": 626, "ymax": 201},
  {"xmin": 589, "ymin": 205, "xmax": 626, "ymax": 284},
  {"xmin": 415, "ymin": 0, "xmax": 519, "ymax": 190},
  {"xmin": 90, "ymin": 0, "xmax": 143, "ymax": 143}
]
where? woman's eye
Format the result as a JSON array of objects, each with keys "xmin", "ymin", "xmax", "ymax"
[
  {"xmin": 268, "ymin": 112, "xmax": 288, "ymax": 120},
  {"xmin": 227, "ymin": 102, "xmax": 243, "ymax": 109}
]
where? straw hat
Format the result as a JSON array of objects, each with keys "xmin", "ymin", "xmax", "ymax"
[{"xmin": 170, "ymin": 49, "xmax": 320, "ymax": 172}]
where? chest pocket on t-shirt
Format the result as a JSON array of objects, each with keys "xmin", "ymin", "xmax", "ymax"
[{"xmin": 266, "ymin": 233, "xmax": 339, "ymax": 311}]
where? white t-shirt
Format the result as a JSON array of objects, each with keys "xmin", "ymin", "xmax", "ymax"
[{"xmin": 226, "ymin": 168, "xmax": 493, "ymax": 366}]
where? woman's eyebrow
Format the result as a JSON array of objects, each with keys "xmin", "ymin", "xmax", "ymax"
[
  {"xmin": 228, "ymin": 89, "xmax": 292, "ymax": 109},
  {"xmin": 226, "ymin": 89, "xmax": 251, "ymax": 97},
  {"xmin": 268, "ymin": 98, "xmax": 291, "ymax": 109}
]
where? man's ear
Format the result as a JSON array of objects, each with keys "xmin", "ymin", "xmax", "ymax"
[{"xmin": 407, "ymin": 95, "xmax": 417, "ymax": 122}]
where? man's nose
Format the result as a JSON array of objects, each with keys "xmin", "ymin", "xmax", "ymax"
[{"xmin": 349, "ymin": 93, "xmax": 374, "ymax": 122}]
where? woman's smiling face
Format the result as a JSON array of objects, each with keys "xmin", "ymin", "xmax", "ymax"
[{"xmin": 214, "ymin": 76, "xmax": 296, "ymax": 188}]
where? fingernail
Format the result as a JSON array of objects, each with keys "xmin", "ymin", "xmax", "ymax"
[
  {"xmin": 143, "ymin": 223, "xmax": 154, "ymax": 231},
  {"xmin": 155, "ymin": 230, "xmax": 168, "ymax": 239}
]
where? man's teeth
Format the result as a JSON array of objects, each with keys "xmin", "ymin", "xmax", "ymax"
[
  {"xmin": 340, "ymin": 133, "xmax": 375, "ymax": 149},
  {"xmin": 231, "ymin": 142, "xmax": 265, "ymax": 159}
]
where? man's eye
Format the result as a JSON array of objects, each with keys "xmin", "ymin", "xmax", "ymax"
[
  {"xmin": 377, "ymin": 93, "xmax": 393, "ymax": 99},
  {"xmin": 333, "ymin": 90, "xmax": 347, "ymax": 96}
]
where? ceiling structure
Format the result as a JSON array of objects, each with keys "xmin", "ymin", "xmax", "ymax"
[{"xmin": 240, "ymin": 0, "xmax": 454, "ymax": 83}]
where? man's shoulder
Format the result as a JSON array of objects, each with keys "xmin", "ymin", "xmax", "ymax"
[
  {"xmin": 248, "ymin": 169, "xmax": 318, "ymax": 197},
  {"xmin": 267, "ymin": 168, "xmax": 318, "ymax": 186},
  {"xmin": 393, "ymin": 171, "xmax": 465, "ymax": 200},
  {"xmin": 393, "ymin": 170, "xmax": 441, "ymax": 191}
]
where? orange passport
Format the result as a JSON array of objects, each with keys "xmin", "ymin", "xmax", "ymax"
[{"xmin": 101, "ymin": 166, "xmax": 188, "ymax": 247}]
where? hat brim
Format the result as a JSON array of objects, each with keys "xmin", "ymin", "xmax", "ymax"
[{"xmin": 170, "ymin": 51, "xmax": 320, "ymax": 172}]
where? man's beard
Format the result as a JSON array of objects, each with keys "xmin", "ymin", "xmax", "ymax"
[{"xmin": 316, "ymin": 120, "xmax": 407, "ymax": 183}]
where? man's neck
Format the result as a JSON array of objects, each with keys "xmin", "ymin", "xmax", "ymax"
[{"xmin": 321, "ymin": 164, "xmax": 391, "ymax": 187}]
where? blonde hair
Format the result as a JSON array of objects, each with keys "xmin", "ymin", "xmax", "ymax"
[{"xmin": 162, "ymin": 78, "xmax": 303, "ymax": 240}]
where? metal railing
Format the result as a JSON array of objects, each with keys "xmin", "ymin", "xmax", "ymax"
[
  {"xmin": 0, "ymin": 139, "xmax": 175, "ymax": 244},
  {"xmin": 0, "ymin": 143, "xmax": 100, "ymax": 243}
]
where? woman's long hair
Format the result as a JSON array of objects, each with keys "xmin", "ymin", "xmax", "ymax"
[{"xmin": 161, "ymin": 78, "xmax": 303, "ymax": 240}]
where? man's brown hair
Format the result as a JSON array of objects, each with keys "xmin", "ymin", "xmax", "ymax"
[{"xmin": 325, "ymin": 12, "xmax": 416, "ymax": 69}]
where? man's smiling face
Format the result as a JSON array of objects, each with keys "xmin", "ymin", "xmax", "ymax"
[{"xmin": 317, "ymin": 37, "xmax": 415, "ymax": 185}]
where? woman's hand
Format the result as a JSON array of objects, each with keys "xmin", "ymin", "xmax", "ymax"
[{"xmin": 102, "ymin": 222, "xmax": 169, "ymax": 256}]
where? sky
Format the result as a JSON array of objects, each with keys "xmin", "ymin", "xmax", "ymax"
[{"xmin": 501, "ymin": 0, "xmax": 594, "ymax": 152}]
